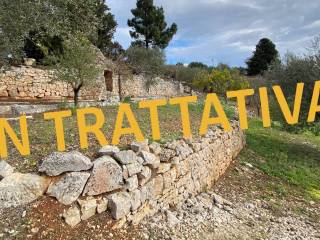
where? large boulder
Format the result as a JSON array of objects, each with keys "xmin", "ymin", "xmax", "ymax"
[
  {"xmin": 108, "ymin": 192, "xmax": 131, "ymax": 220},
  {"xmin": 38, "ymin": 151, "xmax": 93, "ymax": 176},
  {"xmin": 83, "ymin": 156, "xmax": 123, "ymax": 196},
  {"xmin": 0, "ymin": 173, "xmax": 50, "ymax": 209},
  {"xmin": 47, "ymin": 172, "xmax": 90, "ymax": 205}
]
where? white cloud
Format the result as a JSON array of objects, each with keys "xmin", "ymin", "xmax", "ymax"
[
  {"xmin": 219, "ymin": 27, "xmax": 268, "ymax": 41},
  {"xmin": 304, "ymin": 20, "xmax": 320, "ymax": 29},
  {"xmin": 108, "ymin": 0, "xmax": 320, "ymax": 66}
]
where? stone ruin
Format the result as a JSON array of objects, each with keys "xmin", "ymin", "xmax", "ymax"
[{"xmin": 0, "ymin": 121, "xmax": 245, "ymax": 228}]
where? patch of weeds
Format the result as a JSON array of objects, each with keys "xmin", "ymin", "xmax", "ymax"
[{"xmin": 242, "ymin": 118, "xmax": 320, "ymax": 201}]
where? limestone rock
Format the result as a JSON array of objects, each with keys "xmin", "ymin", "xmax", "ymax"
[
  {"xmin": 213, "ymin": 193, "xmax": 232, "ymax": 206},
  {"xmin": 126, "ymin": 160, "xmax": 143, "ymax": 176},
  {"xmin": 114, "ymin": 150, "xmax": 137, "ymax": 164},
  {"xmin": 125, "ymin": 175, "xmax": 139, "ymax": 191},
  {"xmin": 0, "ymin": 173, "xmax": 50, "ymax": 209},
  {"xmin": 154, "ymin": 175, "xmax": 164, "ymax": 196},
  {"xmin": 131, "ymin": 140, "xmax": 149, "ymax": 153},
  {"xmin": 157, "ymin": 163, "xmax": 171, "ymax": 174},
  {"xmin": 130, "ymin": 189, "xmax": 141, "ymax": 211},
  {"xmin": 78, "ymin": 197, "xmax": 97, "ymax": 220},
  {"xmin": 137, "ymin": 166, "xmax": 152, "ymax": 186},
  {"xmin": 47, "ymin": 172, "xmax": 90, "ymax": 205},
  {"xmin": 83, "ymin": 156, "xmax": 123, "ymax": 196},
  {"xmin": 137, "ymin": 156, "xmax": 144, "ymax": 165},
  {"xmin": 140, "ymin": 151, "xmax": 160, "ymax": 169},
  {"xmin": 99, "ymin": 145, "xmax": 120, "ymax": 156},
  {"xmin": 108, "ymin": 192, "xmax": 131, "ymax": 220},
  {"xmin": 63, "ymin": 205, "xmax": 81, "ymax": 227},
  {"xmin": 176, "ymin": 144, "xmax": 193, "ymax": 159},
  {"xmin": 166, "ymin": 210, "xmax": 180, "ymax": 226},
  {"xmin": 159, "ymin": 149, "xmax": 176, "ymax": 163},
  {"xmin": 149, "ymin": 142, "xmax": 162, "ymax": 155},
  {"xmin": 140, "ymin": 180, "xmax": 154, "ymax": 203},
  {"xmin": 131, "ymin": 203, "xmax": 154, "ymax": 226},
  {"xmin": 0, "ymin": 161, "xmax": 14, "ymax": 179},
  {"xmin": 97, "ymin": 197, "xmax": 108, "ymax": 214},
  {"xmin": 122, "ymin": 165, "xmax": 129, "ymax": 180},
  {"xmin": 38, "ymin": 151, "xmax": 93, "ymax": 176}
]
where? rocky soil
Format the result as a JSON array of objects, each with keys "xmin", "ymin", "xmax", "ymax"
[
  {"xmin": 0, "ymin": 159, "xmax": 319, "ymax": 240},
  {"xmin": 135, "ymin": 163, "xmax": 320, "ymax": 240}
]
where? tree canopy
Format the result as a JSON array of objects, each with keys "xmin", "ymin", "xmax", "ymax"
[
  {"xmin": 246, "ymin": 38, "xmax": 279, "ymax": 76},
  {"xmin": 188, "ymin": 62, "xmax": 209, "ymax": 69},
  {"xmin": 0, "ymin": 0, "xmax": 117, "ymax": 65},
  {"xmin": 55, "ymin": 36, "xmax": 101, "ymax": 107},
  {"xmin": 127, "ymin": 0, "xmax": 177, "ymax": 49}
]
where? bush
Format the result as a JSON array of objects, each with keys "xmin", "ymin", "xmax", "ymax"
[
  {"xmin": 265, "ymin": 36, "xmax": 320, "ymax": 133},
  {"xmin": 175, "ymin": 66, "xmax": 203, "ymax": 85},
  {"xmin": 192, "ymin": 67, "xmax": 249, "ymax": 96},
  {"xmin": 126, "ymin": 46, "xmax": 165, "ymax": 76}
]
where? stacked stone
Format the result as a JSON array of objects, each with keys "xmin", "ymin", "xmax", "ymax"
[
  {"xmin": 0, "ymin": 121, "xmax": 245, "ymax": 228},
  {"xmin": 120, "ymin": 75, "xmax": 185, "ymax": 98},
  {"xmin": 0, "ymin": 66, "xmax": 104, "ymax": 100}
]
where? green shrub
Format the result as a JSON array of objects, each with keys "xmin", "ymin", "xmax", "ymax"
[{"xmin": 265, "ymin": 37, "xmax": 320, "ymax": 133}]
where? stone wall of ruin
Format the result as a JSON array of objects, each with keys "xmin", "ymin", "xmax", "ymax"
[
  {"xmin": 117, "ymin": 75, "xmax": 185, "ymax": 98},
  {"xmin": 0, "ymin": 66, "xmax": 186, "ymax": 103},
  {"xmin": 0, "ymin": 121, "xmax": 245, "ymax": 227},
  {"xmin": 0, "ymin": 66, "xmax": 109, "ymax": 101}
]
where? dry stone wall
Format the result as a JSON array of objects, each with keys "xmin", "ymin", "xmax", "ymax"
[
  {"xmin": 0, "ymin": 121, "xmax": 245, "ymax": 227},
  {"xmin": 0, "ymin": 66, "xmax": 186, "ymax": 103},
  {"xmin": 118, "ymin": 75, "xmax": 184, "ymax": 98},
  {"xmin": 0, "ymin": 66, "xmax": 108, "ymax": 101}
]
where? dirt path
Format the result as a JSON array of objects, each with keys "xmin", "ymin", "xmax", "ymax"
[
  {"xmin": 134, "ymin": 161, "xmax": 320, "ymax": 240},
  {"xmin": 0, "ymin": 160, "xmax": 319, "ymax": 240}
]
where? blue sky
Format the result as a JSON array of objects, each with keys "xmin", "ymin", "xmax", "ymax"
[{"xmin": 108, "ymin": 0, "xmax": 320, "ymax": 67}]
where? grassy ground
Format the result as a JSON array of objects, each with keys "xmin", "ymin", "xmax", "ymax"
[
  {"xmin": 239, "ymin": 118, "xmax": 320, "ymax": 202},
  {"xmin": 1, "ymin": 103, "xmax": 320, "ymax": 239},
  {"xmin": 4, "ymin": 100, "xmax": 234, "ymax": 172},
  {"xmin": 4, "ymin": 99, "xmax": 320, "ymax": 202}
]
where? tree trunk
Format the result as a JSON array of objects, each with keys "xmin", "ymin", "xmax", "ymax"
[
  {"xmin": 118, "ymin": 72, "xmax": 123, "ymax": 101},
  {"xmin": 73, "ymin": 88, "xmax": 80, "ymax": 108},
  {"xmin": 73, "ymin": 83, "xmax": 83, "ymax": 108}
]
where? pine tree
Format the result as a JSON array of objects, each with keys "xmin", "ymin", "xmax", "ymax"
[
  {"xmin": 128, "ymin": 0, "xmax": 177, "ymax": 49},
  {"xmin": 246, "ymin": 38, "xmax": 279, "ymax": 76},
  {"xmin": 94, "ymin": 0, "xmax": 117, "ymax": 56}
]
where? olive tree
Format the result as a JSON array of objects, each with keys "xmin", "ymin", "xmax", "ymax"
[
  {"xmin": 265, "ymin": 36, "xmax": 320, "ymax": 133},
  {"xmin": 125, "ymin": 46, "xmax": 165, "ymax": 91},
  {"xmin": 56, "ymin": 37, "xmax": 101, "ymax": 107}
]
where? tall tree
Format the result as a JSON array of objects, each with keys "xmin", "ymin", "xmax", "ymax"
[
  {"xmin": 93, "ymin": 0, "xmax": 117, "ymax": 56},
  {"xmin": 128, "ymin": 0, "xmax": 177, "ymax": 49},
  {"xmin": 246, "ymin": 38, "xmax": 278, "ymax": 76}
]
